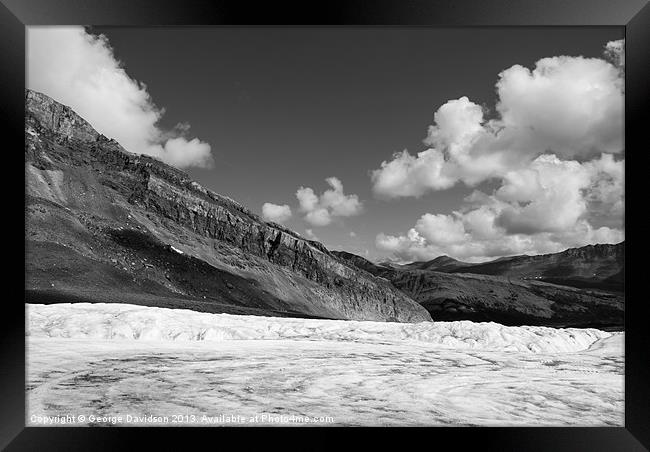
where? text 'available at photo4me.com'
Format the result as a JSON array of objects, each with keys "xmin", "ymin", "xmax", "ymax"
[{"xmin": 29, "ymin": 413, "xmax": 337, "ymax": 426}]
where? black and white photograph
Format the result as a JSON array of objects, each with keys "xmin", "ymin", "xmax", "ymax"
[
  {"xmin": 20, "ymin": 24, "xmax": 629, "ymax": 428},
  {"xmin": 2, "ymin": 0, "xmax": 648, "ymax": 442}
]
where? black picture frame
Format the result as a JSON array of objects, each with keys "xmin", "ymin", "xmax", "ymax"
[{"xmin": 2, "ymin": 0, "xmax": 648, "ymax": 450}]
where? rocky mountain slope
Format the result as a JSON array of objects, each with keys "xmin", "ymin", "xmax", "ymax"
[
  {"xmin": 383, "ymin": 243, "xmax": 624, "ymax": 292},
  {"xmin": 333, "ymin": 247, "xmax": 624, "ymax": 329},
  {"xmin": 400, "ymin": 255, "xmax": 473, "ymax": 273},
  {"xmin": 25, "ymin": 89, "xmax": 431, "ymax": 323},
  {"xmin": 442, "ymin": 243, "xmax": 624, "ymax": 292}
]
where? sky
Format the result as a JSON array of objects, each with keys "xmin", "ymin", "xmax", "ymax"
[{"xmin": 26, "ymin": 27, "xmax": 625, "ymax": 263}]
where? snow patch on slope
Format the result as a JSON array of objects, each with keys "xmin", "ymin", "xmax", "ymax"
[{"xmin": 27, "ymin": 303, "xmax": 613, "ymax": 353}]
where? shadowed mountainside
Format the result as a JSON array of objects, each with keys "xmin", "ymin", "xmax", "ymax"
[{"xmin": 25, "ymin": 89, "xmax": 431, "ymax": 323}]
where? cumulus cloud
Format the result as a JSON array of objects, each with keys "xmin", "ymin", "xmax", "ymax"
[
  {"xmin": 377, "ymin": 218, "xmax": 623, "ymax": 264},
  {"xmin": 27, "ymin": 26, "xmax": 213, "ymax": 169},
  {"xmin": 371, "ymin": 148, "xmax": 456, "ymax": 198},
  {"xmin": 377, "ymin": 153, "xmax": 624, "ymax": 262},
  {"xmin": 304, "ymin": 229, "xmax": 319, "ymax": 241},
  {"xmin": 262, "ymin": 203, "xmax": 292, "ymax": 224},
  {"xmin": 373, "ymin": 42, "xmax": 624, "ymax": 262},
  {"xmin": 371, "ymin": 48, "xmax": 624, "ymax": 199},
  {"xmin": 296, "ymin": 177, "xmax": 363, "ymax": 226},
  {"xmin": 604, "ymin": 39, "xmax": 625, "ymax": 70}
]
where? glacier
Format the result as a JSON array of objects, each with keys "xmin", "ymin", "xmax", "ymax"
[{"xmin": 26, "ymin": 303, "xmax": 624, "ymax": 426}]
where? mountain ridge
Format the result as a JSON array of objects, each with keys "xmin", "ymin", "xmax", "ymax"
[
  {"xmin": 333, "ymin": 243, "xmax": 624, "ymax": 328},
  {"xmin": 360, "ymin": 242, "xmax": 624, "ymax": 292},
  {"xmin": 25, "ymin": 89, "xmax": 431, "ymax": 323}
]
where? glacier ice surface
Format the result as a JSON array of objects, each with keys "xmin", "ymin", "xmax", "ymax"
[{"xmin": 26, "ymin": 303, "xmax": 624, "ymax": 426}]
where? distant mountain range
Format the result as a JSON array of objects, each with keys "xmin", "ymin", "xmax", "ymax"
[
  {"xmin": 399, "ymin": 255, "xmax": 470, "ymax": 273},
  {"xmin": 334, "ymin": 242, "xmax": 624, "ymax": 329},
  {"xmin": 381, "ymin": 242, "xmax": 624, "ymax": 292}
]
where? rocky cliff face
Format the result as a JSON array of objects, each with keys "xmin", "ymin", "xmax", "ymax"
[
  {"xmin": 26, "ymin": 90, "xmax": 100, "ymax": 143},
  {"xmin": 25, "ymin": 90, "xmax": 431, "ymax": 323}
]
